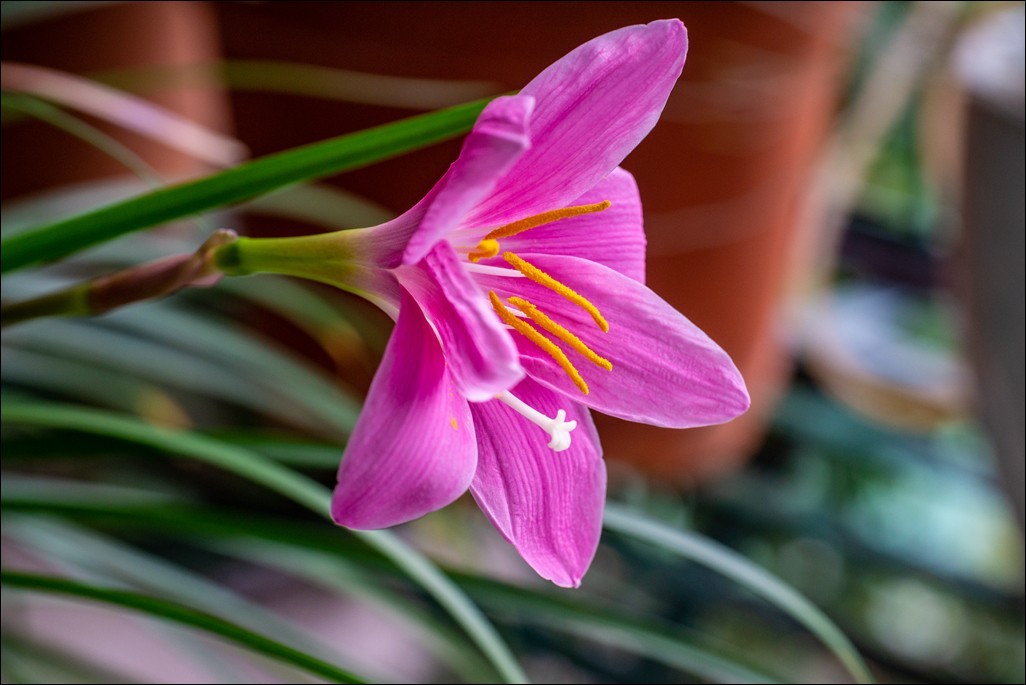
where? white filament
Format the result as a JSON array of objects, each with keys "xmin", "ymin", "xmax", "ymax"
[{"xmin": 497, "ymin": 390, "xmax": 576, "ymax": 452}]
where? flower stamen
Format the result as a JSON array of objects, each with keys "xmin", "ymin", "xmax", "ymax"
[
  {"xmin": 484, "ymin": 200, "xmax": 611, "ymax": 241},
  {"xmin": 489, "ymin": 290, "xmax": 589, "ymax": 394},
  {"xmin": 507, "ymin": 296, "xmax": 612, "ymax": 371},
  {"xmin": 464, "ymin": 202, "xmax": 611, "ymax": 265},
  {"xmin": 497, "ymin": 390, "xmax": 577, "ymax": 452},
  {"xmin": 502, "ymin": 252, "xmax": 609, "ymax": 332}
]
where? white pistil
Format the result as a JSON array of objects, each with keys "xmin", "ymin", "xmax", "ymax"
[
  {"xmin": 497, "ymin": 390, "xmax": 577, "ymax": 452},
  {"xmin": 463, "ymin": 263, "xmax": 526, "ymax": 277}
]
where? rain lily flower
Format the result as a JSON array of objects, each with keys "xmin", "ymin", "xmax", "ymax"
[{"xmin": 220, "ymin": 19, "xmax": 749, "ymax": 587}]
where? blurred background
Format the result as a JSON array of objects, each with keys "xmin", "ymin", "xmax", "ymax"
[{"xmin": 2, "ymin": 1, "xmax": 1023, "ymax": 683}]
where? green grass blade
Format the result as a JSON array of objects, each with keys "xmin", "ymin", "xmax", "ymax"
[
  {"xmin": 1, "ymin": 571, "xmax": 366, "ymax": 683},
  {"xmin": 1, "ymin": 93, "xmax": 162, "ymax": 187},
  {"xmin": 0, "ymin": 346, "xmax": 158, "ymax": 414},
  {"xmin": 1, "ymin": 631, "xmax": 134, "ymax": 684},
  {"xmin": 225, "ymin": 540, "xmax": 499, "ymax": 682},
  {"xmin": 94, "ymin": 60, "xmax": 500, "ymax": 111},
  {"xmin": 3, "ymin": 322, "xmax": 336, "ymax": 434},
  {"xmin": 1, "ymin": 487, "xmax": 775, "ymax": 684},
  {"xmin": 0, "ymin": 481, "xmax": 492, "ymax": 681},
  {"xmin": 1, "ymin": 400, "xmax": 528, "ymax": 684},
  {"xmin": 603, "ymin": 504, "xmax": 875, "ymax": 684},
  {"xmin": 99, "ymin": 305, "xmax": 363, "ymax": 431},
  {"xmin": 452, "ymin": 573, "xmax": 776, "ymax": 684},
  {"xmin": 5, "ymin": 517, "xmax": 383, "ymax": 681},
  {"xmin": 353, "ymin": 529, "xmax": 528, "ymax": 684},
  {"xmin": 1, "ymin": 97, "xmax": 489, "ymax": 272}
]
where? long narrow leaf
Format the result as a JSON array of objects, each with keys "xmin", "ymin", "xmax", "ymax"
[
  {"xmin": 1, "ymin": 62, "xmax": 246, "ymax": 166},
  {"xmin": 603, "ymin": 504, "xmax": 875, "ymax": 684},
  {"xmin": 1, "ymin": 489, "xmax": 773, "ymax": 684},
  {"xmin": 5, "ymin": 518, "xmax": 387, "ymax": 681},
  {"xmin": 1, "ymin": 631, "xmax": 134, "ymax": 684},
  {"xmin": 95, "ymin": 60, "xmax": 500, "ymax": 111},
  {"xmin": 1, "ymin": 571, "xmax": 366, "ymax": 684},
  {"xmin": 1, "ymin": 400, "xmax": 528, "ymax": 684},
  {"xmin": 1, "ymin": 93, "xmax": 162, "ymax": 187},
  {"xmin": 1, "ymin": 98, "xmax": 489, "ymax": 272}
]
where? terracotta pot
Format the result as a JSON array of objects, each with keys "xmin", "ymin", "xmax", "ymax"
[{"xmin": 0, "ymin": 1, "xmax": 232, "ymax": 202}]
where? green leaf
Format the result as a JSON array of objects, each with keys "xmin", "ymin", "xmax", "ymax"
[
  {"xmin": 5, "ymin": 516, "xmax": 385, "ymax": 681},
  {"xmin": 4, "ymin": 321, "xmax": 337, "ymax": 434},
  {"xmin": 1, "ymin": 400, "xmax": 528, "ymax": 684},
  {"xmin": 94, "ymin": 60, "xmax": 501, "ymax": 111},
  {"xmin": 603, "ymin": 504, "xmax": 875, "ymax": 684},
  {"xmin": 1, "ymin": 97, "xmax": 489, "ymax": 272},
  {"xmin": 1, "ymin": 631, "xmax": 134, "ymax": 684},
  {"xmin": 2, "ymin": 488, "xmax": 774, "ymax": 684},
  {"xmin": 455, "ymin": 574, "xmax": 777, "ymax": 683},
  {"xmin": 1, "ymin": 93, "xmax": 162, "ymax": 187},
  {"xmin": 1, "ymin": 570, "xmax": 367, "ymax": 684}
]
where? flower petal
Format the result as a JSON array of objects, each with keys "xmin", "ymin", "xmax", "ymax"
[
  {"xmin": 494, "ymin": 167, "xmax": 645, "ymax": 283},
  {"xmin": 397, "ymin": 241, "xmax": 523, "ymax": 401},
  {"xmin": 468, "ymin": 20, "xmax": 687, "ymax": 228},
  {"xmin": 402, "ymin": 95, "xmax": 535, "ymax": 265},
  {"xmin": 469, "ymin": 378, "xmax": 606, "ymax": 588},
  {"xmin": 475, "ymin": 254, "xmax": 749, "ymax": 427},
  {"xmin": 331, "ymin": 287, "xmax": 477, "ymax": 529}
]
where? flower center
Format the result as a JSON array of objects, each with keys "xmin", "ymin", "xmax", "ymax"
[
  {"xmin": 464, "ymin": 202, "xmax": 614, "ymax": 395},
  {"xmin": 467, "ymin": 202, "xmax": 615, "ymax": 395},
  {"xmin": 464, "ymin": 202, "xmax": 616, "ymax": 453}
]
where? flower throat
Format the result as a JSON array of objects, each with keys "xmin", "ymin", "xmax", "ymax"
[{"xmin": 465, "ymin": 201, "xmax": 614, "ymax": 396}]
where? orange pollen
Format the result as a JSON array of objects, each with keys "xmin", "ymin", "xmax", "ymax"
[
  {"xmin": 506, "ymin": 296, "xmax": 612, "ymax": 371},
  {"xmin": 502, "ymin": 252, "xmax": 609, "ymax": 332},
  {"xmin": 468, "ymin": 238, "xmax": 499, "ymax": 263},
  {"xmin": 488, "ymin": 290, "xmax": 589, "ymax": 395}
]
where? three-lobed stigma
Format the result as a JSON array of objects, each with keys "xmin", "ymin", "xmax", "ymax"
[{"xmin": 497, "ymin": 391, "xmax": 577, "ymax": 452}]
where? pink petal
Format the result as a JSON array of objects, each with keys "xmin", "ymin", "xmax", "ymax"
[
  {"xmin": 331, "ymin": 287, "xmax": 477, "ymax": 529},
  {"xmin": 489, "ymin": 167, "xmax": 645, "ymax": 283},
  {"xmin": 469, "ymin": 378, "xmax": 606, "ymax": 588},
  {"xmin": 468, "ymin": 20, "xmax": 687, "ymax": 228},
  {"xmin": 475, "ymin": 255, "xmax": 749, "ymax": 428},
  {"xmin": 397, "ymin": 242, "xmax": 523, "ymax": 401},
  {"xmin": 402, "ymin": 95, "xmax": 535, "ymax": 265}
]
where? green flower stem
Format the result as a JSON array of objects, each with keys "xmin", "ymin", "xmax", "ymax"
[
  {"xmin": 214, "ymin": 232, "xmax": 399, "ymax": 315},
  {"xmin": 1, "ymin": 230, "xmax": 237, "ymax": 329},
  {"xmin": 216, "ymin": 231, "xmax": 357, "ymax": 278}
]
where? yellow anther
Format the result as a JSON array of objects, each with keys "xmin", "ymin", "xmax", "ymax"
[
  {"xmin": 502, "ymin": 252, "xmax": 609, "ymax": 332},
  {"xmin": 488, "ymin": 291, "xmax": 589, "ymax": 395},
  {"xmin": 507, "ymin": 296, "xmax": 612, "ymax": 371},
  {"xmin": 468, "ymin": 238, "xmax": 500, "ymax": 263},
  {"xmin": 484, "ymin": 200, "xmax": 611, "ymax": 241}
]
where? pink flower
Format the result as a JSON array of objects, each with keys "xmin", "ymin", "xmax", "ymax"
[{"xmin": 235, "ymin": 20, "xmax": 749, "ymax": 587}]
